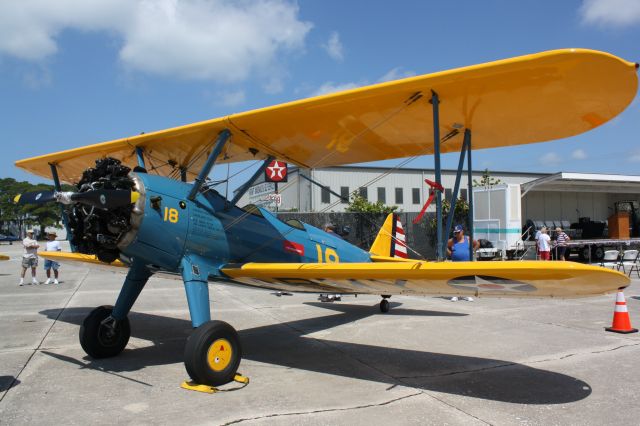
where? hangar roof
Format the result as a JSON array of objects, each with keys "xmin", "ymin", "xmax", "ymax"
[{"xmin": 521, "ymin": 172, "xmax": 640, "ymax": 196}]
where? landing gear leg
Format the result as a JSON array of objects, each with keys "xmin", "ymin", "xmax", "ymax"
[
  {"xmin": 380, "ymin": 295, "xmax": 391, "ymax": 313},
  {"xmin": 80, "ymin": 260, "xmax": 151, "ymax": 358},
  {"xmin": 181, "ymin": 256, "xmax": 242, "ymax": 386}
]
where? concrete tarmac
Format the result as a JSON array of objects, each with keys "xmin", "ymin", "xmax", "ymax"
[{"xmin": 1, "ymin": 242, "xmax": 639, "ymax": 425}]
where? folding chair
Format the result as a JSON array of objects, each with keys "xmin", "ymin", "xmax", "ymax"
[
  {"xmin": 618, "ymin": 250, "xmax": 640, "ymax": 277},
  {"xmin": 599, "ymin": 250, "xmax": 619, "ymax": 269},
  {"xmin": 561, "ymin": 221, "xmax": 576, "ymax": 239}
]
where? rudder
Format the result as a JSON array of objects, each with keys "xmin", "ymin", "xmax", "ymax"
[{"xmin": 369, "ymin": 213, "xmax": 408, "ymax": 258}]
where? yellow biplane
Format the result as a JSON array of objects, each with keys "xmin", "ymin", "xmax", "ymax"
[{"xmin": 14, "ymin": 48, "xmax": 638, "ymax": 387}]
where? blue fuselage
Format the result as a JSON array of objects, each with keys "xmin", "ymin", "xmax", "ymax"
[{"xmin": 120, "ymin": 173, "xmax": 372, "ymax": 276}]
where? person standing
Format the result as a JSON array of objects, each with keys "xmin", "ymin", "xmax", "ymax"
[
  {"xmin": 447, "ymin": 224, "xmax": 480, "ymax": 301},
  {"xmin": 537, "ymin": 227, "xmax": 552, "ymax": 261},
  {"xmin": 44, "ymin": 231, "xmax": 61, "ymax": 284},
  {"xmin": 323, "ymin": 223, "xmax": 344, "ymax": 239},
  {"xmin": 447, "ymin": 224, "xmax": 480, "ymax": 261},
  {"xmin": 554, "ymin": 227, "xmax": 570, "ymax": 261},
  {"xmin": 19, "ymin": 229, "xmax": 39, "ymax": 286}
]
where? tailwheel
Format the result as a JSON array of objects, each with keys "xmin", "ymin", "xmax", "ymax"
[
  {"xmin": 79, "ymin": 305, "xmax": 130, "ymax": 358},
  {"xmin": 379, "ymin": 296, "xmax": 391, "ymax": 313},
  {"xmin": 184, "ymin": 320, "xmax": 242, "ymax": 386}
]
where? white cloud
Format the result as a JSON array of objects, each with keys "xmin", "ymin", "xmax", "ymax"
[
  {"xmin": 580, "ymin": 0, "xmax": 640, "ymax": 28},
  {"xmin": 311, "ymin": 67, "xmax": 415, "ymax": 97},
  {"xmin": 263, "ymin": 76, "xmax": 284, "ymax": 94},
  {"xmin": 23, "ymin": 66, "xmax": 52, "ymax": 89},
  {"xmin": 217, "ymin": 89, "xmax": 246, "ymax": 107},
  {"xmin": 322, "ymin": 31, "xmax": 343, "ymax": 62},
  {"xmin": 0, "ymin": 0, "xmax": 312, "ymax": 83},
  {"xmin": 629, "ymin": 150, "xmax": 640, "ymax": 162},
  {"xmin": 540, "ymin": 152, "xmax": 562, "ymax": 165},
  {"xmin": 571, "ymin": 149, "xmax": 587, "ymax": 160},
  {"xmin": 312, "ymin": 81, "xmax": 361, "ymax": 97},
  {"xmin": 377, "ymin": 67, "xmax": 416, "ymax": 83}
]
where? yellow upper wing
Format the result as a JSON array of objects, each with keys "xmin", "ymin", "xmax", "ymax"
[
  {"xmin": 221, "ymin": 260, "xmax": 630, "ymax": 298},
  {"xmin": 15, "ymin": 49, "xmax": 638, "ymax": 183}
]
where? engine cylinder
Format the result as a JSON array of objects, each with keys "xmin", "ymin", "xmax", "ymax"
[{"xmin": 68, "ymin": 158, "xmax": 142, "ymax": 263}]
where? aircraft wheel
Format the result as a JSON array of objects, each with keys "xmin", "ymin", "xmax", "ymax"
[
  {"xmin": 380, "ymin": 299, "xmax": 390, "ymax": 313},
  {"xmin": 184, "ymin": 320, "xmax": 242, "ymax": 386},
  {"xmin": 579, "ymin": 247, "xmax": 590, "ymax": 261},
  {"xmin": 80, "ymin": 305, "xmax": 130, "ymax": 358},
  {"xmin": 592, "ymin": 246, "xmax": 605, "ymax": 262}
]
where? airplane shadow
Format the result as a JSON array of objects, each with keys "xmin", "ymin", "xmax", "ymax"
[
  {"xmin": 40, "ymin": 303, "xmax": 591, "ymax": 404},
  {"xmin": 0, "ymin": 376, "xmax": 20, "ymax": 392}
]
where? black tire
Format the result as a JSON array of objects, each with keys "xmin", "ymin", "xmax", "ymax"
[
  {"xmin": 380, "ymin": 299, "xmax": 390, "ymax": 313},
  {"xmin": 79, "ymin": 305, "xmax": 130, "ymax": 358},
  {"xmin": 592, "ymin": 246, "xmax": 605, "ymax": 262},
  {"xmin": 579, "ymin": 246, "xmax": 590, "ymax": 261},
  {"xmin": 184, "ymin": 321, "xmax": 242, "ymax": 386}
]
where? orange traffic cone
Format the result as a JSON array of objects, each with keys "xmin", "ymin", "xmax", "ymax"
[{"xmin": 605, "ymin": 290, "xmax": 638, "ymax": 334}]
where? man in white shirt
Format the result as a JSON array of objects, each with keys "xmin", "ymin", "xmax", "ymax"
[
  {"xmin": 44, "ymin": 231, "xmax": 62, "ymax": 284},
  {"xmin": 20, "ymin": 229, "xmax": 39, "ymax": 286},
  {"xmin": 537, "ymin": 227, "xmax": 552, "ymax": 261}
]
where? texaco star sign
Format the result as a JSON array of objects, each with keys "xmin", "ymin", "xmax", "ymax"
[{"xmin": 265, "ymin": 160, "xmax": 288, "ymax": 182}]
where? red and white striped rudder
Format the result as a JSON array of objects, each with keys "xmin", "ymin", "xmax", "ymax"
[{"xmin": 392, "ymin": 214, "xmax": 408, "ymax": 259}]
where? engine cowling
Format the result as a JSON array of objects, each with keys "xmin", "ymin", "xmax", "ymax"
[{"xmin": 68, "ymin": 158, "xmax": 144, "ymax": 263}]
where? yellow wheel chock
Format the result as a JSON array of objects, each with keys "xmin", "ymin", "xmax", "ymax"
[{"xmin": 181, "ymin": 373, "xmax": 250, "ymax": 394}]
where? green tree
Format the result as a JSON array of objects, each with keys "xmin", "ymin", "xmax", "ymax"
[
  {"xmin": 425, "ymin": 197, "xmax": 470, "ymax": 242},
  {"xmin": 473, "ymin": 168, "xmax": 502, "ymax": 188},
  {"xmin": 345, "ymin": 192, "xmax": 398, "ymax": 249},
  {"xmin": 346, "ymin": 193, "xmax": 398, "ymax": 214},
  {"xmin": 0, "ymin": 178, "xmax": 71, "ymax": 237}
]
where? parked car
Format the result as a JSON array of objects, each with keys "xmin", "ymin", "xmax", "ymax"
[{"xmin": 0, "ymin": 234, "xmax": 20, "ymax": 244}]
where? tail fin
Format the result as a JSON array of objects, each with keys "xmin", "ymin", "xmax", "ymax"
[{"xmin": 369, "ymin": 213, "xmax": 408, "ymax": 258}]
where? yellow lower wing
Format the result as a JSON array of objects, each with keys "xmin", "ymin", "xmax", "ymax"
[
  {"xmin": 39, "ymin": 251, "xmax": 127, "ymax": 269},
  {"xmin": 222, "ymin": 261, "xmax": 629, "ymax": 298},
  {"xmin": 38, "ymin": 251, "xmax": 631, "ymax": 298}
]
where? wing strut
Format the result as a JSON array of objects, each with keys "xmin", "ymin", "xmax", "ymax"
[
  {"xmin": 442, "ymin": 129, "xmax": 475, "ymax": 259},
  {"xmin": 229, "ymin": 155, "xmax": 274, "ymax": 207},
  {"xmin": 431, "ymin": 91, "xmax": 443, "ymax": 260},
  {"xmin": 188, "ymin": 129, "xmax": 231, "ymax": 200},
  {"xmin": 135, "ymin": 146, "xmax": 146, "ymax": 169},
  {"xmin": 49, "ymin": 162, "xmax": 75, "ymax": 250},
  {"xmin": 467, "ymin": 130, "xmax": 475, "ymax": 261}
]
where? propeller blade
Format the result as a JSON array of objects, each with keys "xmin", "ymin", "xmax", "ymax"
[
  {"xmin": 14, "ymin": 189, "xmax": 139, "ymax": 210},
  {"xmin": 69, "ymin": 189, "xmax": 140, "ymax": 209},
  {"xmin": 13, "ymin": 191, "xmax": 56, "ymax": 205}
]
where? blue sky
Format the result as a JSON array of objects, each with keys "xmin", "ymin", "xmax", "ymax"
[{"xmin": 1, "ymin": 0, "xmax": 639, "ymax": 192}]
